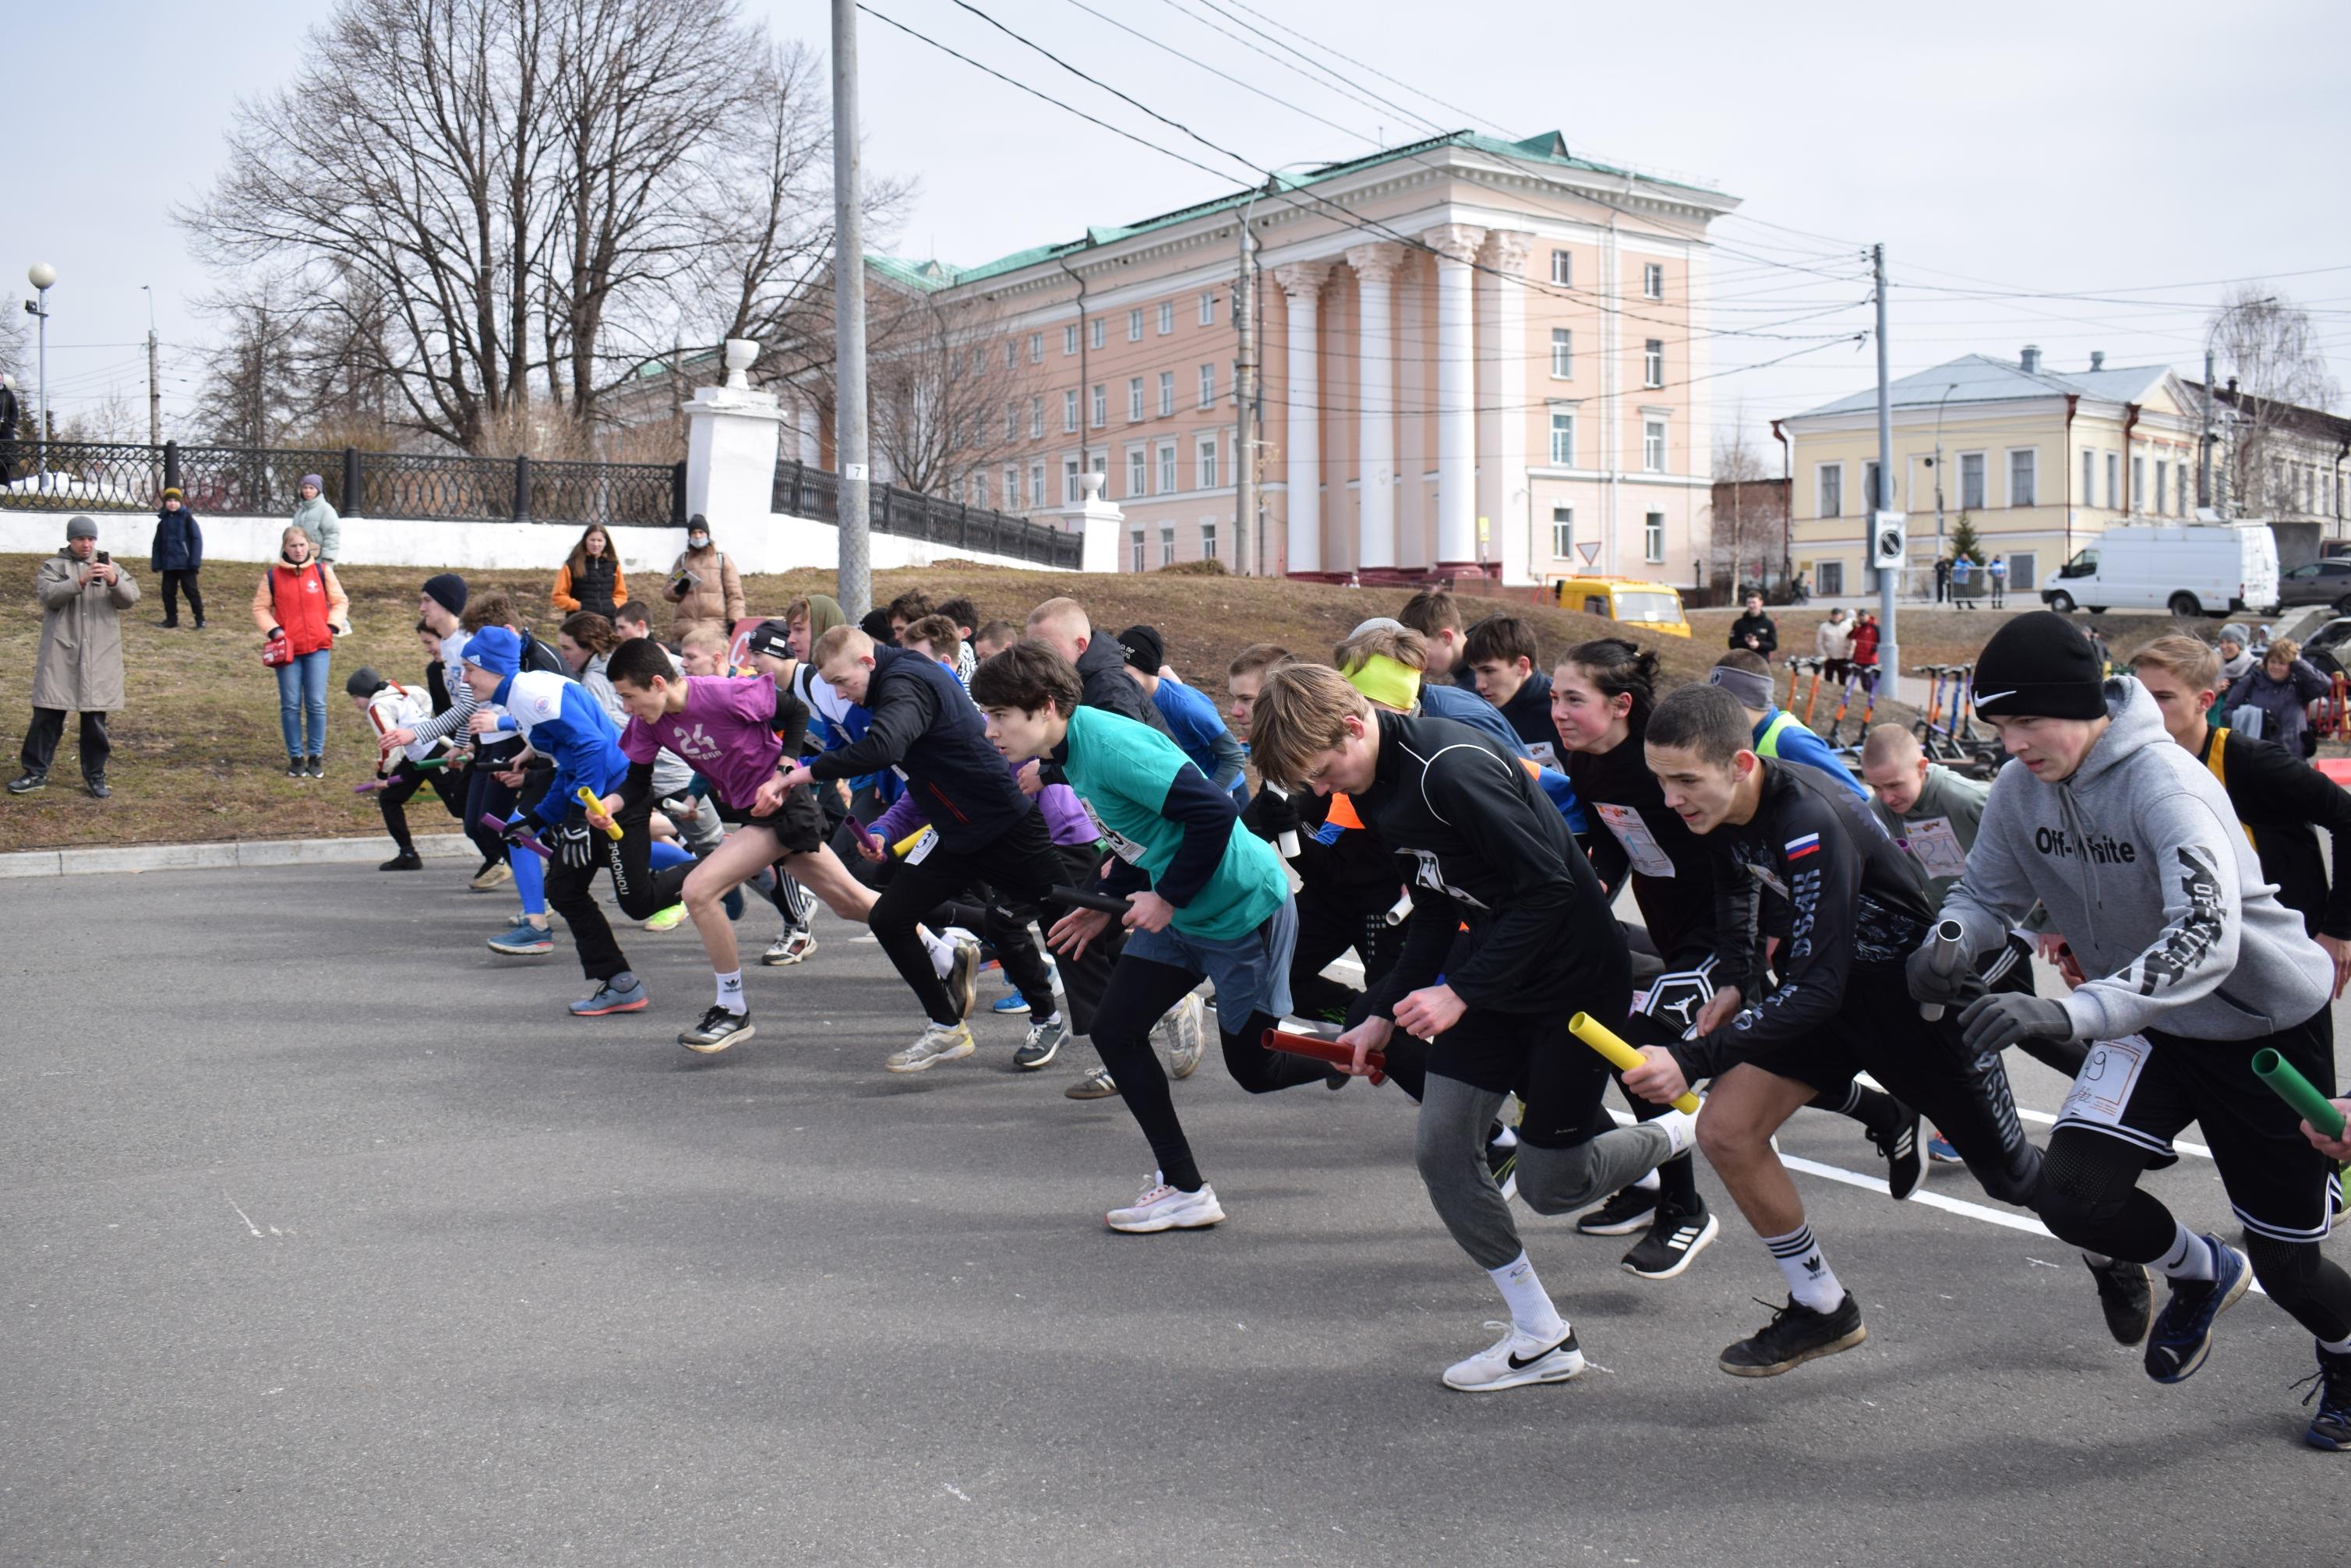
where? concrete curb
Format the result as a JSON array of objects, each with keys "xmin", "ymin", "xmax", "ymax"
[{"xmin": 0, "ymin": 832, "xmax": 476, "ymax": 879}]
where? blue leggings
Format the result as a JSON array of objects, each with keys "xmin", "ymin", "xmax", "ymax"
[
  {"xmin": 273, "ymin": 649, "xmax": 331, "ymax": 759},
  {"xmin": 506, "ymin": 809, "xmax": 687, "ymax": 919}
]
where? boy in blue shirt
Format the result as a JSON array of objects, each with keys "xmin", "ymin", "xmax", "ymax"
[{"xmin": 1117, "ymin": 623, "xmax": 1248, "ymax": 803}]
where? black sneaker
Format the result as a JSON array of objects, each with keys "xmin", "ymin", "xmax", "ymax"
[
  {"xmin": 305, "ymin": 755, "xmax": 325, "ymax": 779},
  {"xmin": 1623, "ymin": 1202, "xmax": 1721, "ymax": 1280},
  {"xmin": 2084, "ymin": 1254, "xmax": 2154, "ymax": 1346},
  {"xmin": 5, "ymin": 772, "xmax": 47, "ymax": 794},
  {"xmin": 679, "ymin": 1006, "xmax": 755, "ymax": 1055},
  {"xmin": 2297, "ymin": 1344, "xmax": 2351, "ymax": 1451},
  {"xmin": 1719, "ymin": 1293, "xmax": 1867, "ymax": 1377},
  {"xmin": 84, "ymin": 777, "xmax": 110, "ymax": 800},
  {"xmin": 286, "ymin": 759, "xmax": 306, "ymax": 779},
  {"xmin": 1576, "ymin": 1186, "xmax": 1657, "ymax": 1237},
  {"xmin": 1864, "ymin": 1096, "xmax": 1926, "ymax": 1201},
  {"xmin": 379, "ymin": 850, "xmax": 425, "ymax": 871}
]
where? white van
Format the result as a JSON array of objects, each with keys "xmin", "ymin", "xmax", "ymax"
[{"xmin": 2040, "ymin": 522, "xmax": 2279, "ymax": 618}]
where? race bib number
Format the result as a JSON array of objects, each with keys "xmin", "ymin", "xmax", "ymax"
[
  {"xmin": 1524, "ymin": 740, "xmax": 1559, "ymax": 769},
  {"xmin": 903, "ymin": 827, "xmax": 938, "ymax": 865},
  {"xmin": 1596, "ymin": 803, "xmax": 1675, "ymax": 879},
  {"xmin": 2060, "ymin": 1036, "xmax": 2152, "ymax": 1129},
  {"xmin": 1078, "ymin": 797, "xmax": 1150, "ymax": 866},
  {"xmin": 1899, "ymin": 815, "xmax": 1969, "ymax": 880}
]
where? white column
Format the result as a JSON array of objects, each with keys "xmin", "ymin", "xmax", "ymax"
[
  {"xmin": 684, "ymin": 375, "xmax": 789, "ymax": 531},
  {"xmin": 1347, "ymin": 242, "xmax": 1405, "ymax": 570},
  {"xmin": 1425, "ymin": 224, "xmax": 1485, "ymax": 567},
  {"xmin": 1276, "ymin": 262, "xmax": 1331, "ymax": 576},
  {"xmin": 1396, "ymin": 254, "xmax": 1427, "ymax": 566},
  {"xmin": 1477, "ymin": 230, "xmax": 1532, "ymax": 583}
]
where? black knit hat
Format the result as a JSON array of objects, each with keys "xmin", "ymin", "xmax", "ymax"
[
  {"xmin": 421, "ymin": 572, "xmax": 468, "ymax": 616},
  {"xmin": 1117, "ymin": 623, "xmax": 1164, "ymax": 673},
  {"xmin": 344, "ymin": 666, "xmax": 387, "ymax": 699},
  {"xmin": 1973, "ymin": 611, "xmax": 2107, "ymax": 720}
]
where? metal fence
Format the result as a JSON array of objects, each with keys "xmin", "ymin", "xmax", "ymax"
[
  {"xmin": 772, "ymin": 458, "xmax": 1082, "ymax": 570},
  {"xmin": 0, "ymin": 440, "xmax": 684, "ymax": 528}
]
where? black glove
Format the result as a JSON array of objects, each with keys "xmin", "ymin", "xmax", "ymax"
[
  {"xmin": 1957, "ymin": 992, "xmax": 2071, "ymax": 1057},
  {"xmin": 1240, "ymin": 786, "xmax": 1301, "ymax": 843},
  {"xmin": 1904, "ymin": 940, "xmax": 1973, "ymax": 1008},
  {"xmin": 498, "ymin": 818, "xmax": 537, "ymax": 848},
  {"xmin": 551, "ymin": 820, "xmax": 595, "ymax": 871}
]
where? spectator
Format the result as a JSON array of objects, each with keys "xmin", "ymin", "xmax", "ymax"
[
  {"xmin": 1949, "ymin": 553, "xmax": 1973, "ymax": 602},
  {"xmin": 0, "ymin": 373, "xmax": 19, "ymax": 483},
  {"xmin": 291, "ymin": 475, "xmax": 341, "ymax": 563},
  {"xmin": 150, "ymin": 486, "xmax": 205, "ymax": 630},
  {"xmin": 1728, "ymin": 591, "xmax": 1777, "ymax": 661},
  {"xmin": 1848, "ymin": 609, "xmax": 1880, "ymax": 690},
  {"xmin": 662, "ymin": 514, "xmax": 743, "ymax": 639},
  {"xmin": 1933, "ymin": 555, "xmax": 1950, "ymax": 603},
  {"xmin": 2217, "ymin": 623, "xmax": 2255, "ymax": 686},
  {"xmin": 11, "ymin": 514, "xmax": 137, "ymax": 797},
  {"xmin": 252, "ymin": 523, "xmax": 350, "ymax": 779},
  {"xmin": 2225, "ymin": 637, "xmax": 2331, "ymax": 756},
  {"xmin": 1815, "ymin": 606, "xmax": 1853, "ymax": 686},
  {"xmin": 1988, "ymin": 556, "xmax": 2009, "ymax": 609},
  {"xmin": 550, "ymin": 524, "xmax": 627, "ymax": 621}
]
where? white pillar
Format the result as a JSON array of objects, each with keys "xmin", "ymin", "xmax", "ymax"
[
  {"xmin": 1425, "ymin": 224, "xmax": 1485, "ymax": 569},
  {"xmin": 1276, "ymin": 262, "xmax": 1331, "ymax": 576},
  {"xmin": 1346, "ymin": 242, "xmax": 1404, "ymax": 570},
  {"xmin": 683, "ymin": 373, "xmax": 789, "ymax": 532},
  {"xmin": 1477, "ymin": 230, "xmax": 1533, "ymax": 584},
  {"xmin": 1061, "ymin": 470, "xmax": 1127, "ymax": 574}
]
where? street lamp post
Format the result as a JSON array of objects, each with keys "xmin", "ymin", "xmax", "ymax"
[
  {"xmin": 26, "ymin": 263, "xmax": 55, "ymax": 477},
  {"xmin": 1932, "ymin": 380, "xmax": 1958, "ymax": 591}
]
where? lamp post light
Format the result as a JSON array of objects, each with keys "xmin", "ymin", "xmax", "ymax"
[{"xmin": 26, "ymin": 262, "xmax": 55, "ymax": 477}]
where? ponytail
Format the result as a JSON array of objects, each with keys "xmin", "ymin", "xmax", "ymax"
[{"xmin": 1561, "ymin": 637, "xmax": 1663, "ymax": 729}]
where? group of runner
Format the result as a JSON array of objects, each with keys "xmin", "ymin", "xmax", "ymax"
[{"xmin": 351, "ymin": 571, "xmax": 2351, "ymax": 1448}]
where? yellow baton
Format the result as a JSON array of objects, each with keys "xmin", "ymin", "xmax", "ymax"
[
  {"xmin": 1568, "ymin": 1012, "xmax": 1702, "ymax": 1114},
  {"xmin": 577, "ymin": 786, "xmax": 623, "ymax": 840}
]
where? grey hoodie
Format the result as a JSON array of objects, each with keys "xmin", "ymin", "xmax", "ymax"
[{"xmin": 1943, "ymin": 676, "xmax": 2330, "ymax": 1043}]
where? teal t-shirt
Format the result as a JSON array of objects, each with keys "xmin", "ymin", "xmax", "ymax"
[{"xmin": 1061, "ymin": 706, "xmax": 1287, "ymax": 941}]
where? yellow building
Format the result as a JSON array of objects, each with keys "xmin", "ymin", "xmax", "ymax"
[{"xmin": 1775, "ymin": 345, "xmax": 2204, "ymax": 599}]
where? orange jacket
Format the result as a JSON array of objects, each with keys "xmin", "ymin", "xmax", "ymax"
[{"xmin": 551, "ymin": 560, "xmax": 628, "ymax": 616}]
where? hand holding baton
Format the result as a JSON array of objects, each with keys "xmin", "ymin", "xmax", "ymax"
[
  {"xmin": 1051, "ymin": 884, "xmax": 1133, "ymax": 916},
  {"xmin": 482, "ymin": 813, "xmax": 552, "ymax": 860},
  {"xmin": 1920, "ymin": 919, "xmax": 1967, "ymax": 1022},
  {"xmin": 1567, "ymin": 1012, "xmax": 1702, "ymax": 1114},
  {"xmin": 1266, "ymin": 784, "xmax": 1302, "ymax": 860},
  {"xmin": 1262, "ymin": 1027, "xmax": 1386, "ymax": 1086},
  {"xmin": 576, "ymin": 786, "xmax": 623, "ymax": 840},
  {"xmin": 2253, "ymin": 1048, "xmax": 2348, "ymax": 1139}
]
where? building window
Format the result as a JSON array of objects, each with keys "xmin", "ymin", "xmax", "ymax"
[
  {"xmin": 1864, "ymin": 460, "xmax": 1887, "ymax": 512},
  {"xmin": 1643, "ymin": 339, "xmax": 1664, "ymax": 387},
  {"xmin": 1197, "ymin": 436, "xmax": 1220, "ymax": 489},
  {"xmin": 2081, "ymin": 449, "xmax": 2096, "ymax": 507},
  {"xmin": 1643, "ymin": 419, "xmax": 1667, "ymax": 473},
  {"xmin": 1029, "ymin": 461, "xmax": 1045, "ymax": 509},
  {"xmin": 1548, "ymin": 411, "xmax": 1576, "ymax": 467},
  {"xmin": 1091, "ymin": 317, "xmax": 1105, "ymax": 351},
  {"xmin": 1551, "ymin": 506, "xmax": 1575, "ymax": 559},
  {"xmin": 1200, "ymin": 521, "xmax": 1218, "ymax": 561},
  {"xmin": 1158, "ymin": 371, "xmax": 1174, "ymax": 417},
  {"xmin": 1550, "ymin": 328, "xmax": 1573, "ymax": 379},
  {"xmin": 1004, "ymin": 464, "xmax": 1021, "ymax": 507},
  {"xmin": 1029, "ymin": 333, "xmax": 1043, "ymax": 364},
  {"xmin": 2101, "ymin": 452, "xmax": 2116, "ymax": 510},
  {"xmin": 1029, "ymin": 396, "xmax": 1043, "ymax": 440},
  {"xmin": 1157, "ymin": 301, "xmax": 1174, "ymax": 336},
  {"xmin": 1003, "ymin": 404, "xmax": 1018, "ymax": 442},
  {"xmin": 972, "ymin": 472, "xmax": 990, "ymax": 508},
  {"xmin": 1198, "ymin": 291, "xmax": 1216, "ymax": 326},
  {"xmin": 1063, "ymin": 390, "xmax": 1078, "ymax": 433},
  {"xmin": 1960, "ymin": 451, "xmax": 1986, "ymax": 510},
  {"xmin": 1004, "ymin": 341, "xmax": 1016, "ymax": 370},
  {"xmin": 1198, "ymin": 364, "xmax": 1216, "ymax": 408},
  {"xmin": 1550, "ymin": 250, "xmax": 1572, "ymax": 287},
  {"xmin": 2008, "ymin": 552, "xmax": 2038, "ymax": 592},
  {"xmin": 1091, "ymin": 384, "xmax": 1106, "ymax": 427},
  {"xmin": 1128, "ymin": 308, "xmax": 1143, "ymax": 342},
  {"xmin": 2132, "ymin": 455, "xmax": 2145, "ymax": 513},
  {"xmin": 1160, "ymin": 525, "xmax": 1175, "ymax": 567},
  {"xmin": 1819, "ymin": 462, "xmax": 1844, "ymax": 518},
  {"xmin": 1158, "ymin": 443, "xmax": 1177, "ymax": 494},
  {"xmin": 1128, "ymin": 447, "xmax": 1148, "ymax": 498},
  {"xmin": 1644, "ymin": 510, "xmax": 1665, "ymax": 563},
  {"xmin": 1131, "ymin": 530, "xmax": 1145, "ymax": 572},
  {"xmin": 2009, "ymin": 448, "xmax": 2038, "ymax": 507},
  {"xmin": 1817, "ymin": 560, "xmax": 1844, "ymax": 596},
  {"xmin": 1064, "ymin": 324, "xmax": 1078, "ymax": 355},
  {"xmin": 1128, "ymin": 377, "xmax": 1144, "ymax": 422},
  {"xmin": 1065, "ymin": 457, "xmax": 1082, "ymax": 504},
  {"xmin": 1643, "ymin": 263, "xmax": 1664, "ymax": 299}
]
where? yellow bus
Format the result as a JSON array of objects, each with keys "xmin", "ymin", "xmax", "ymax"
[{"xmin": 1550, "ymin": 576, "xmax": 1692, "ymax": 638}]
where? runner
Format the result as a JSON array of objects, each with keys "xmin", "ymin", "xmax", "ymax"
[
  {"xmin": 1707, "ymin": 652, "xmax": 1872, "ymax": 800},
  {"xmin": 348, "ymin": 661, "xmax": 462, "ymax": 871},
  {"xmin": 1117, "ymin": 624, "xmax": 1248, "ymax": 803}
]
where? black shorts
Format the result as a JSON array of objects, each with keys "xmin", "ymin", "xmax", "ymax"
[
  {"xmin": 2053, "ymin": 1008, "xmax": 2339, "ymax": 1245},
  {"xmin": 1431, "ymin": 998, "xmax": 1626, "ymax": 1152},
  {"xmin": 716, "ymin": 786, "xmax": 828, "ymax": 856}
]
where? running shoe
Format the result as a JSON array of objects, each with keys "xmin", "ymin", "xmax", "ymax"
[
  {"xmin": 379, "ymin": 851, "xmax": 423, "ymax": 872},
  {"xmin": 762, "ymin": 930, "xmax": 817, "ymax": 967},
  {"xmin": 2144, "ymin": 1236, "xmax": 2251, "ymax": 1384},
  {"xmin": 5, "ymin": 772, "xmax": 47, "ymax": 794},
  {"xmin": 1106, "ymin": 1173, "xmax": 1225, "ymax": 1234},
  {"xmin": 887, "ymin": 1022, "xmax": 976, "ymax": 1074},
  {"xmin": 1442, "ymin": 1321, "xmax": 1586, "ymax": 1393},
  {"xmin": 2084, "ymin": 1254, "xmax": 2155, "ymax": 1346},
  {"xmin": 1485, "ymin": 1138, "xmax": 1519, "ymax": 1202},
  {"xmin": 1719, "ymin": 1293, "xmax": 1867, "ymax": 1377},
  {"xmin": 1865, "ymin": 1097, "xmax": 1927, "ymax": 1201},
  {"xmin": 1927, "ymin": 1131, "xmax": 1964, "ymax": 1165},
  {"xmin": 2297, "ymin": 1344, "xmax": 2351, "ymax": 1451},
  {"xmin": 642, "ymin": 904, "xmax": 687, "ymax": 933},
  {"xmin": 680, "ymin": 1006, "xmax": 755, "ymax": 1054},
  {"xmin": 1065, "ymin": 1065, "xmax": 1119, "ymax": 1100},
  {"xmin": 488, "ymin": 919, "xmax": 553, "ymax": 955},
  {"xmin": 990, "ymin": 991, "xmax": 1033, "ymax": 1015},
  {"xmin": 1623, "ymin": 1202, "xmax": 1721, "ymax": 1281},
  {"xmin": 569, "ymin": 975, "xmax": 648, "ymax": 1016},
  {"xmin": 1156, "ymin": 993, "xmax": 1206, "ymax": 1080},
  {"xmin": 945, "ymin": 941, "xmax": 981, "ymax": 1020},
  {"xmin": 470, "ymin": 860, "xmax": 514, "ymax": 892},
  {"xmin": 1014, "ymin": 1014, "xmax": 1067, "ymax": 1070},
  {"xmin": 1576, "ymin": 1186, "xmax": 1657, "ymax": 1237}
]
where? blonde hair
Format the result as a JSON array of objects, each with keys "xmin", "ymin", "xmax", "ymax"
[
  {"xmin": 281, "ymin": 524, "xmax": 314, "ymax": 553},
  {"xmin": 1025, "ymin": 596, "xmax": 1090, "ymax": 640},
  {"xmin": 680, "ymin": 624, "xmax": 731, "ymax": 659},
  {"xmin": 1859, "ymin": 722, "xmax": 1922, "ymax": 769},
  {"xmin": 1247, "ymin": 664, "xmax": 1371, "ymax": 787},
  {"xmin": 811, "ymin": 623, "xmax": 873, "ymax": 669},
  {"xmin": 2128, "ymin": 634, "xmax": 2222, "ymax": 694},
  {"xmin": 1333, "ymin": 622, "xmax": 1429, "ymax": 673}
]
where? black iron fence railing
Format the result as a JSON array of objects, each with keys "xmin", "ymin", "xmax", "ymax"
[{"xmin": 771, "ymin": 458, "xmax": 1082, "ymax": 570}]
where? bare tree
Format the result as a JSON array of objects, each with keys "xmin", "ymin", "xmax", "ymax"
[
  {"xmin": 867, "ymin": 291, "xmax": 1042, "ymax": 503},
  {"xmin": 1706, "ymin": 423, "xmax": 1785, "ymax": 590},
  {"xmin": 195, "ymin": 288, "xmax": 303, "ymax": 449},
  {"xmin": 2206, "ymin": 286, "xmax": 2341, "ymax": 516}
]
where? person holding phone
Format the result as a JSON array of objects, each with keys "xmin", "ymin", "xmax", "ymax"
[{"xmin": 12, "ymin": 515, "xmax": 138, "ymax": 798}]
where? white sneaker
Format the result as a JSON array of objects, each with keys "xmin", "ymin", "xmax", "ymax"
[
  {"xmin": 1154, "ymin": 991, "xmax": 1207, "ymax": 1080},
  {"xmin": 885, "ymin": 1022, "xmax": 976, "ymax": 1074},
  {"xmin": 1441, "ymin": 1321, "xmax": 1587, "ymax": 1393},
  {"xmin": 762, "ymin": 929, "xmax": 817, "ymax": 966},
  {"xmin": 1106, "ymin": 1172, "xmax": 1225, "ymax": 1234}
]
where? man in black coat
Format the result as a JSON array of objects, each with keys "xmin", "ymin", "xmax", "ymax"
[{"xmin": 1728, "ymin": 592, "xmax": 1777, "ymax": 662}]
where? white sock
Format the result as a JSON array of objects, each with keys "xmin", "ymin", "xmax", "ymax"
[
  {"xmin": 920, "ymin": 926, "xmax": 956, "ymax": 977},
  {"xmin": 1486, "ymin": 1251, "xmax": 1566, "ymax": 1340},
  {"xmin": 1763, "ymin": 1224, "xmax": 1845, "ymax": 1312},
  {"xmin": 1488, "ymin": 1125, "xmax": 1519, "ymax": 1150},
  {"xmin": 2321, "ymin": 1333, "xmax": 2351, "ymax": 1356},
  {"xmin": 1035, "ymin": 1011, "xmax": 1061, "ymax": 1028},
  {"xmin": 1633, "ymin": 1168, "xmax": 1662, "ymax": 1193},
  {"xmin": 1649, "ymin": 1107, "xmax": 1700, "ymax": 1160},
  {"xmin": 714, "ymin": 969, "xmax": 745, "ymax": 1015},
  {"xmin": 2156, "ymin": 1222, "xmax": 2216, "ymax": 1282}
]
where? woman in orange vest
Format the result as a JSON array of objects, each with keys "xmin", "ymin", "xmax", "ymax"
[{"xmin": 251, "ymin": 523, "xmax": 351, "ymax": 779}]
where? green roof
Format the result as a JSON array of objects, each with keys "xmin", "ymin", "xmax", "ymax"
[{"xmin": 868, "ymin": 130, "xmax": 1728, "ymax": 293}]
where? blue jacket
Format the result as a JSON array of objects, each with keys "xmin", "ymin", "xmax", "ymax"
[
  {"xmin": 1151, "ymin": 678, "xmax": 1248, "ymax": 799},
  {"xmin": 1753, "ymin": 707, "xmax": 1872, "ymax": 801},
  {"xmin": 495, "ymin": 669, "xmax": 630, "ymax": 828},
  {"xmin": 1420, "ymin": 680, "xmax": 1587, "ymax": 832},
  {"xmin": 150, "ymin": 507, "xmax": 202, "ymax": 573}
]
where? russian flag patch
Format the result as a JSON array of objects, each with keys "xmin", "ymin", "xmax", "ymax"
[{"xmin": 1784, "ymin": 832, "xmax": 1821, "ymax": 861}]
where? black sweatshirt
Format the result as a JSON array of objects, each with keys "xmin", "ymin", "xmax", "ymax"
[
  {"xmin": 1565, "ymin": 724, "xmax": 1717, "ymax": 955},
  {"xmin": 1728, "ymin": 611, "xmax": 1778, "ymax": 659},
  {"xmin": 1350, "ymin": 711, "xmax": 1626, "ymax": 1020},
  {"xmin": 1676, "ymin": 758, "xmax": 1933, "ymax": 1081},
  {"xmin": 807, "ymin": 646, "xmax": 1032, "ymax": 849},
  {"xmin": 2198, "ymin": 726, "xmax": 2351, "ymax": 939}
]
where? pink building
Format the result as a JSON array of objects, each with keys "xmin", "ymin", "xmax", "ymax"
[{"xmin": 819, "ymin": 131, "xmax": 1739, "ymax": 586}]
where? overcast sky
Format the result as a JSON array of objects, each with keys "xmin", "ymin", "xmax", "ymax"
[{"xmin": 16, "ymin": 0, "xmax": 2349, "ymax": 448}]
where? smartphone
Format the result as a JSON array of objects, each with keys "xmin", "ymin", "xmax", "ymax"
[{"xmin": 95, "ymin": 551, "xmax": 110, "ymax": 565}]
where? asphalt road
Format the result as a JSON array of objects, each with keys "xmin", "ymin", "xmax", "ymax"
[{"xmin": 3, "ymin": 864, "xmax": 2343, "ymax": 1566}]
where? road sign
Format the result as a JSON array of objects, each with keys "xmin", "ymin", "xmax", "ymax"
[{"xmin": 1872, "ymin": 510, "xmax": 1908, "ymax": 569}]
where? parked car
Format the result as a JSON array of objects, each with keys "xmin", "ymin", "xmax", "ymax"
[
  {"xmin": 2300, "ymin": 616, "xmax": 2351, "ymax": 677},
  {"xmin": 2040, "ymin": 521, "xmax": 2280, "ymax": 618},
  {"xmin": 1550, "ymin": 575, "xmax": 1692, "ymax": 637},
  {"xmin": 2277, "ymin": 558, "xmax": 2351, "ymax": 613}
]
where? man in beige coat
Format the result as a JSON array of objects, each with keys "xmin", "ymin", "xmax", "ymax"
[
  {"xmin": 662, "ymin": 514, "xmax": 745, "ymax": 641},
  {"xmin": 12, "ymin": 515, "xmax": 139, "ymax": 798}
]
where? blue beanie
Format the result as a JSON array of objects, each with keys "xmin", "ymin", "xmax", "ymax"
[{"xmin": 463, "ymin": 625, "xmax": 523, "ymax": 680}]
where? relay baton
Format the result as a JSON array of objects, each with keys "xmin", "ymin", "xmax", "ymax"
[
  {"xmin": 2252, "ymin": 1048, "xmax": 2347, "ymax": 1139},
  {"xmin": 1050, "ymin": 884, "xmax": 1134, "ymax": 917},
  {"xmin": 482, "ymin": 813, "xmax": 551, "ymax": 860},
  {"xmin": 1567, "ymin": 1012, "xmax": 1702, "ymax": 1114},
  {"xmin": 576, "ymin": 786, "xmax": 623, "ymax": 840},
  {"xmin": 1382, "ymin": 890, "xmax": 1414, "ymax": 927},
  {"xmin": 355, "ymin": 779, "xmax": 387, "ymax": 794},
  {"xmin": 1919, "ymin": 919, "xmax": 1967, "ymax": 1022},
  {"xmin": 1266, "ymin": 784, "xmax": 1302, "ymax": 860},
  {"xmin": 891, "ymin": 827, "xmax": 930, "ymax": 859},
  {"xmin": 1262, "ymin": 1026, "xmax": 1386, "ymax": 1086},
  {"xmin": 411, "ymin": 754, "xmax": 450, "ymax": 771}
]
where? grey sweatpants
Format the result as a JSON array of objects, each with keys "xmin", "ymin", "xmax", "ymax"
[{"xmin": 1416, "ymin": 1073, "xmax": 1676, "ymax": 1271}]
